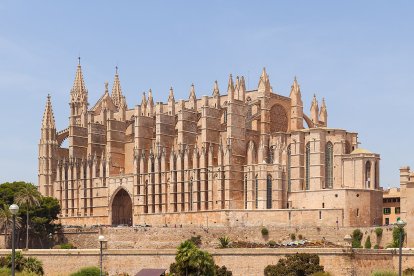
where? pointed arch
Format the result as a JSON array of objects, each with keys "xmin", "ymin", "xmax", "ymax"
[
  {"xmin": 325, "ymin": 142, "xmax": 334, "ymax": 189},
  {"xmin": 305, "ymin": 142, "xmax": 311, "ymax": 190},
  {"xmin": 266, "ymin": 175, "xmax": 272, "ymax": 209},
  {"xmin": 110, "ymin": 187, "xmax": 133, "ymax": 226},
  {"xmin": 365, "ymin": 161, "xmax": 372, "ymax": 188}
]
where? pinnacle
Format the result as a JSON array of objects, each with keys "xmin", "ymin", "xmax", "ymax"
[
  {"xmin": 227, "ymin": 74, "xmax": 234, "ymax": 93},
  {"xmin": 111, "ymin": 67, "xmax": 124, "ymax": 108},
  {"xmin": 148, "ymin": 89, "xmax": 154, "ymax": 106},
  {"xmin": 213, "ymin": 80, "xmax": 220, "ymax": 96},
  {"xmin": 70, "ymin": 61, "xmax": 88, "ymax": 104},
  {"xmin": 189, "ymin": 84, "xmax": 196, "ymax": 99},
  {"xmin": 141, "ymin": 92, "xmax": 147, "ymax": 106},
  {"xmin": 168, "ymin": 87, "xmax": 175, "ymax": 102},
  {"xmin": 42, "ymin": 94, "xmax": 56, "ymax": 129}
]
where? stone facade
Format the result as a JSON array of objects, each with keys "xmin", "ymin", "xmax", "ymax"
[
  {"xmin": 382, "ymin": 187, "xmax": 401, "ymax": 225},
  {"xmin": 38, "ymin": 63, "xmax": 382, "ymax": 227}
]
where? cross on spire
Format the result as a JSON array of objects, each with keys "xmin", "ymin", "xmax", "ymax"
[{"xmin": 78, "ymin": 56, "xmax": 81, "ymax": 65}]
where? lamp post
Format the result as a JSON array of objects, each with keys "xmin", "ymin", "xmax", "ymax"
[
  {"xmin": 9, "ymin": 204, "xmax": 19, "ymax": 276},
  {"xmin": 397, "ymin": 219, "xmax": 407, "ymax": 276},
  {"xmin": 98, "ymin": 235, "xmax": 105, "ymax": 276}
]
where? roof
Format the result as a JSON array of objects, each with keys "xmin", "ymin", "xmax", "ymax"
[
  {"xmin": 350, "ymin": 148, "xmax": 372, "ymax": 154},
  {"xmin": 135, "ymin": 269, "xmax": 166, "ymax": 276}
]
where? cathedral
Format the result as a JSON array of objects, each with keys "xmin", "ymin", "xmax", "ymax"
[{"xmin": 38, "ymin": 62, "xmax": 383, "ymax": 227}]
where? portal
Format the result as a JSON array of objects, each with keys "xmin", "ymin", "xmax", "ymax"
[{"xmin": 111, "ymin": 188, "xmax": 132, "ymax": 226}]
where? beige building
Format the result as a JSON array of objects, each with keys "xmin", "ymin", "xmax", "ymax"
[
  {"xmin": 38, "ymin": 62, "xmax": 383, "ymax": 227},
  {"xmin": 382, "ymin": 187, "xmax": 401, "ymax": 225}
]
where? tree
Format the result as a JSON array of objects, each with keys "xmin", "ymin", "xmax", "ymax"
[
  {"xmin": 264, "ymin": 253, "xmax": 325, "ymax": 276},
  {"xmin": 170, "ymin": 240, "xmax": 216, "ymax": 276},
  {"xmin": 15, "ymin": 184, "xmax": 41, "ymax": 249},
  {"xmin": 364, "ymin": 236, "xmax": 371, "ymax": 249},
  {"xmin": 351, "ymin": 229, "xmax": 363, "ymax": 248},
  {"xmin": 0, "ymin": 204, "xmax": 22, "ymax": 248}
]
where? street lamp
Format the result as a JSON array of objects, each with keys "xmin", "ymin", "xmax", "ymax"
[
  {"xmin": 98, "ymin": 235, "xmax": 105, "ymax": 276},
  {"xmin": 396, "ymin": 219, "xmax": 407, "ymax": 276},
  {"xmin": 9, "ymin": 204, "xmax": 19, "ymax": 276}
]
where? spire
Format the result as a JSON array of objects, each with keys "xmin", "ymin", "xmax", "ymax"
[
  {"xmin": 320, "ymin": 98, "xmax": 328, "ymax": 126},
  {"xmin": 168, "ymin": 87, "xmax": 175, "ymax": 102},
  {"xmin": 227, "ymin": 74, "xmax": 235, "ymax": 100},
  {"xmin": 141, "ymin": 92, "xmax": 147, "ymax": 107},
  {"xmin": 258, "ymin": 67, "xmax": 270, "ymax": 92},
  {"xmin": 289, "ymin": 76, "xmax": 303, "ymax": 105},
  {"xmin": 189, "ymin": 84, "xmax": 197, "ymax": 109},
  {"xmin": 111, "ymin": 66, "xmax": 125, "ymax": 108},
  {"xmin": 148, "ymin": 89, "xmax": 154, "ymax": 107},
  {"xmin": 213, "ymin": 80, "xmax": 220, "ymax": 97},
  {"xmin": 42, "ymin": 94, "xmax": 56, "ymax": 129},
  {"xmin": 310, "ymin": 94, "xmax": 319, "ymax": 124},
  {"xmin": 237, "ymin": 76, "xmax": 246, "ymax": 101},
  {"xmin": 70, "ymin": 60, "xmax": 88, "ymax": 104}
]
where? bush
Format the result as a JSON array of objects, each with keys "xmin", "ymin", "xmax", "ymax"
[
  {"xmin": 375, "ymin": 227, "xmax": 383, "ymax": 237},
  {"xmin": 264, "ymin": 253, "xmax": 324, "ymax": 276},
  {"xmin": 352, "ymin": 229, "xmax": 363, "ymax": 248},
  {"xmin": 268, "ymin": 240, "xmax": 277, "ymax": 247},
  {"xmin": 404, "ymin": 268, "xmax": 414, "ymax": 275},
  {"xmin": 215, "ymin": 265, "xmax": 232, "ymax": 276},
  {"xmin": 6, "ymin": 251, "xmax": 26, "ymax": 271},
  {"xmin": 389, "ymin": 227, "xmax": 405, "ymax": 248},
  {"xmin": 24, "ymin": 257, "xmax": 44, "ymax": 275},
  {"xmin": 59, "ymin": 243, "xmax": 76, "ymax": 249},
  {"xmin": 188, "ymin": 235, "xmax": 202, "ymax": 248},
  {"xmin": 374, "ymin": 244, "xmax": 380, "ymax": 249},
  {"xmin": 261, "ymin": 227, "xmax": 269, "ymax": 236},
  {"xmin": 218, "ymin": 236, "xmax": 231, "ymax": 248},
  {"xmin": 365, "ymin": 236, "xmax": 372, "ymax": 249},
  {"xmin": 70, "ymin": 266, "xmax": 101, "ymax": 276},
  {"xmin": 371, "ymin": 271, "xmax": 397, "ymax": 276},
  {"xmin": 290, "ymin": 233, "xmax": 296, "ymax": 241}
]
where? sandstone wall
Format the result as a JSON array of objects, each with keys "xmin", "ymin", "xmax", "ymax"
[{"xmin": 0, "ymin": 248, "xmax": 412, "ymax": 276}]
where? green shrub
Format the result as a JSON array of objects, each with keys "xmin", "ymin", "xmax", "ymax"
[
  {"xmin": 6, "ymin": 251, "xmax": 26, "ymax": 271},
  {"xmin": 352, "ymin": 229, "xmax": 363, "ymax": 248},
  {"xmin": 218, "ymin": 236, "xmax": 231, "ymax": 248},
  {"xmin": 59, "ymin": 243, "xmax": 76, "ymax": 249},
  {"xmin": 215, "ymin": 265, "xmax": 232, "ymax": 276},
  {"xmin": 365, "ymin": 236, "xmax": 372, "ymax": 249},
  {"xmin": 24, "ymin": 257, "xmax": 44, "ymax": 275},
  {"xmin": 374, "ymin": 244, "xmax": 380, "ymax": 249},
  {"xmin": 70, "ymin": 266, "xmax": 101, "ymax": 276},
  {"xmin": 375, "ymin": 227, "xmax": 383, "ymax": 237},
  {"xmin": 0, "ymin": 257, "xmax": 6, "ymax": 267},
  {"xmin": 261, "ymin": 227, "xmax": 269, "ymax": 236},
  {"xmin": 390, "ymin": 227, "xmax": 405, "ymax": 248},
  {"xmin": 188, "ymin": 235, "xmax": 202, "ymax": 247},
  {"xmin": 268, "ymin": 240, "xmax": 277, "ymax": 247},
  {"xmin": 264, "ymin": 253, "xmax": 324, "ymax": 276},
  {"xmin": 371, "ymin": 271, "xmax": 397, "ymax": 276},
  {"xmin": 404, "ymin": 268, "xmax": 414, "ymax": 275},
  {"xmin": 290, "ymin": 233, "xmax": 296, "ymax": 240}
]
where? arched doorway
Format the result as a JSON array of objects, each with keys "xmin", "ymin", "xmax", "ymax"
[{"xmin": 111, "ymin": 189, "xmax": 132, "ymax": 226}]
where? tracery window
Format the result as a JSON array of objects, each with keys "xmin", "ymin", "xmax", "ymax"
[
  {"xmin": 255, "ymin": 175, "xmax": 259, "ymax": 209},
  {"xmin": 325, "ymin": 142, "xmax": 333, "ymax": 189},
  {"xmin": 365, "ymin": 161, "xmax": 371, "ymax": 188},
  {"xmin": 266, "ymin": 175, "xmax": 272, "ymax": 209},
  {"xmin": 305, "ymin": 142, "xmax": 310, "ymax": 190},
  {"xmin": 244, "ymin": 175, "xmax": 248, "ymax": 209},
  {"xmin": 287, "ymin": 145, "xmax": 291, "ymax": 192}
]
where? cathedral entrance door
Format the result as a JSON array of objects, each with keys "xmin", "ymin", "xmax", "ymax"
[{"xmin": 111, "ymin": 189, "xmax": 132, "ymax": 226}]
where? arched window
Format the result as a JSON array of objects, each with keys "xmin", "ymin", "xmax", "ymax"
[
  {"xmin": 305, "ymin": 142, "xmax": 310, "ymax": 190},
  {"xmin": 325, "ymin": 142, "xmax": 333, "ymax": 189},
  {"xmin": 255, "ymin": 175, "xmax": 259, "ymax": 209},
  {"xmin": 365, "ymin": 161, "xmax": 371, "ymax": 188},
  {"xmin": 287, "ymin": 145, "xmax": 291, "ymax": 192},
  {"xmin": 189, "ymin": 177, "xmax": 193, "ymax": 211},
  {"xmin": 244, "ymin": 175, "xmax": 248, "ymax": 209},
  {"xmin": 266, "ymin": 175, "xmax": 272, "ymax": 209}
]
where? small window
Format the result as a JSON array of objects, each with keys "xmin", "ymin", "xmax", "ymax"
[
  {"xmin": 322, "ymin": 203, "xmax": 325, "ymax": 208},
  {"xmin": 395, "ymin": 207, "xmax": 401, "ymax": 214},
  {"xmin": 383, "ymin": 208, "xmax": 391, "ymax": 214},
  {"xmin": 356, "ymin": 208, "xmax": 359, "ymax": 217},
  {"xmin": 319, "ymin": 211, "xmax": 322, "ymax": 220},
  {"xmin": 385, "ymin": 218, "xmax": 390, "ymax": 225}
]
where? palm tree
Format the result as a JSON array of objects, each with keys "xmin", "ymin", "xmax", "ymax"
[
  {"xmin": 0, "ymin": 204, "xmax": 22, "ymax": 248},
  {"xmin": 15, "ymin": 184, "xmax": 40, "ymax": 250}
]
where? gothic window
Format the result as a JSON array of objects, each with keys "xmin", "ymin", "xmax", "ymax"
[
  {"xmin": 244, "ymin": 175, "xmax": 248, "ymax": 209},
  {"xmin": 287, "ymin": 145, "xmax": 291, "ymax": 192},
  {"xmin": 270, "ymin": 104, "xmax": 288, "ymax": 133},
  {"xmin": 305, "ymin": 142, "xmax": 310, "ymax": 190},
  {"xmin": 268, "ymin": 146, "xmax": 274, "ymax": 164},
  {"xmin": 365, "ymin": 161, "xmax": 371, "ymax": 188},
  {"xmin": 325, "ymin": 142, "xmax": 333, "ymax": 189},
  {"xmin": 255, "ymin": 175, "xmax": 259, "ymax": 209},
  {"xmin": 345, "ymin": 141, "xmax": 351, "ymax": 154},
  {"xmin": 266, "ymin": 175, "xmax": 272, "ymax": 209}
]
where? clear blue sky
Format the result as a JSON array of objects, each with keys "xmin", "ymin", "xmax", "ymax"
[{"xmin": 0, "ymin": 1, "xmax": 412, "ymax": 188}]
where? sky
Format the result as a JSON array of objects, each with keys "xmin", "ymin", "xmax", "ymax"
[{"xmin": 0, "ymin": 1, "xmax": 413, "ymax": 188}]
